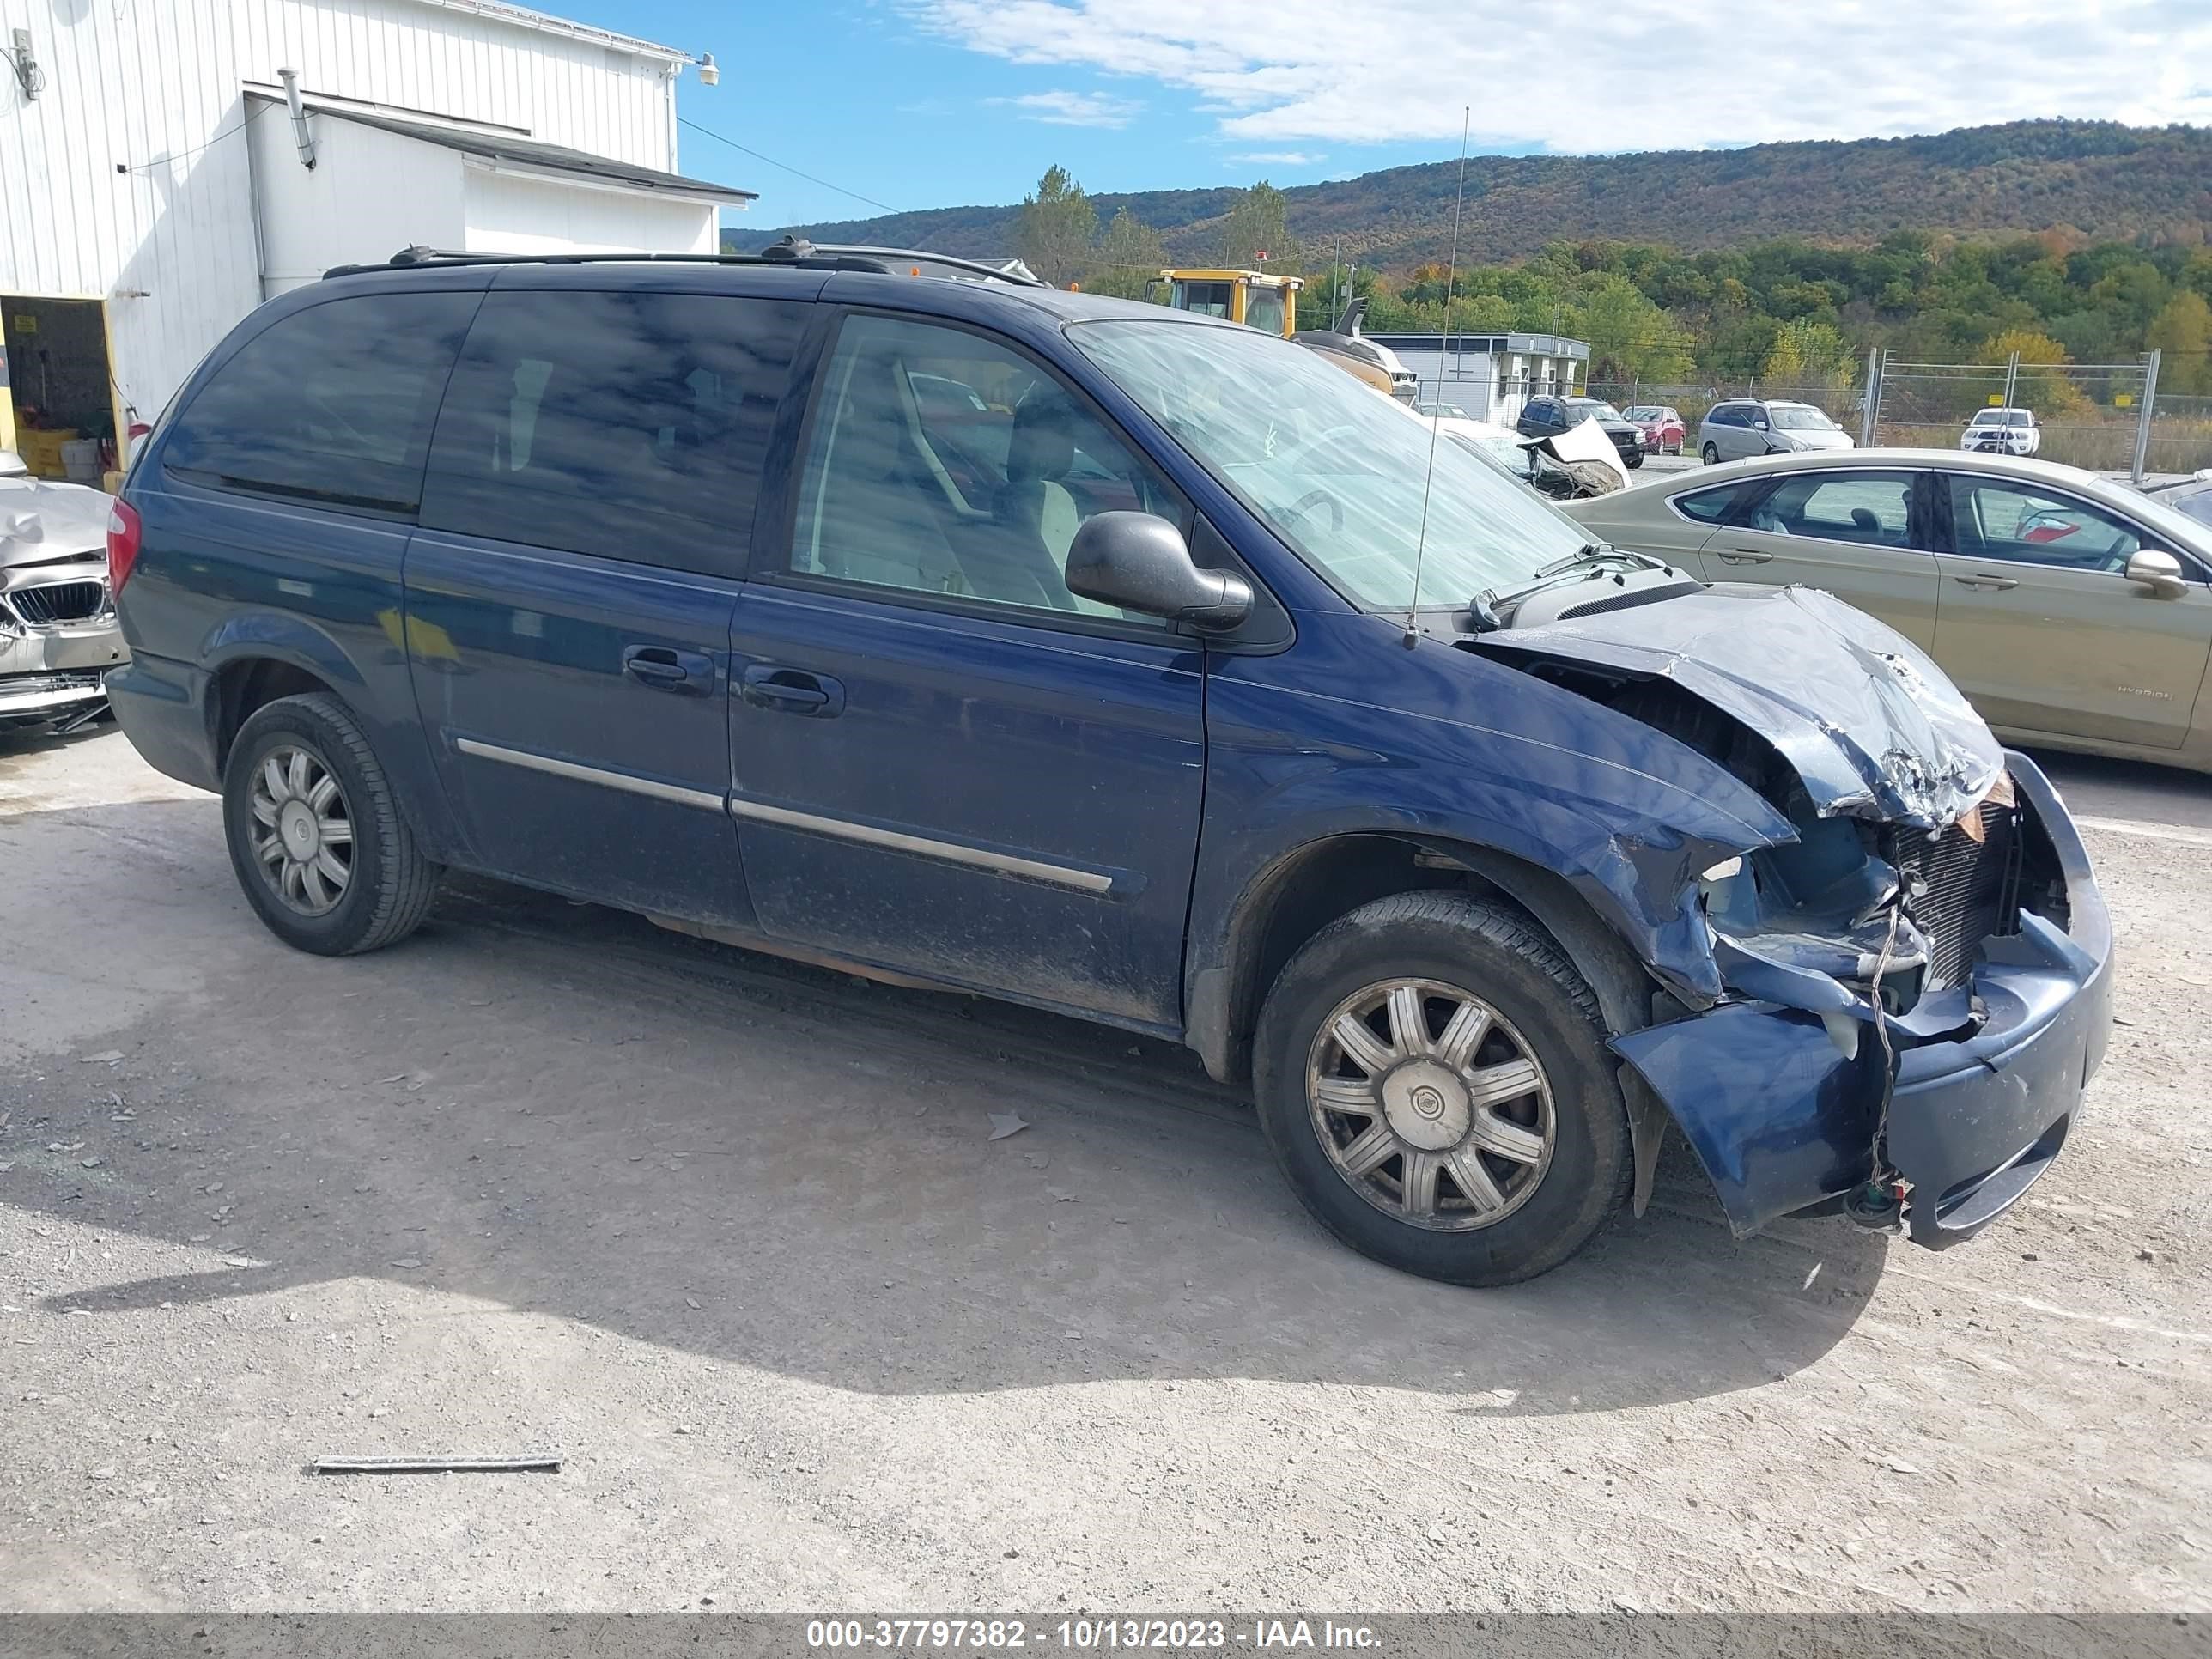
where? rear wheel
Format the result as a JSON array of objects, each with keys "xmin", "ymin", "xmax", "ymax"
[
  {"xmin": 222, "ymin": 693, "xmax": 441, "ymax": 956},
  {"xmin": 1253, "ymin": 892, "xmax": 1632, "ymax": 1286},
  {"xmin": 1700, "ymin": 441, "xmax": 1719, "ymax": 465}
]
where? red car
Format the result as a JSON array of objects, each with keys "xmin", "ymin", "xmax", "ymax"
[{"xmin": 1623, "ymin": 404, "xmax": 1685, "ymax": 455}]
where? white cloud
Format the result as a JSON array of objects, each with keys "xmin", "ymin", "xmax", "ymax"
[
  {"xmin": 913, "ymin": 1, "xmax": 2212, "ymax": 150},
  {"xmin": 1230, "ymin": 151, "xmax": 1320, "ymax": 166},
  {"xmin": 989, "ymin": 88, "xmax": 1143, "ymax": 127}
]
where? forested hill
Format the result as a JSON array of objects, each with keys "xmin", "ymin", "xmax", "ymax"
[{"xmin": 726, "ymin": 120, "xmax": 2212, "ymax": 270}]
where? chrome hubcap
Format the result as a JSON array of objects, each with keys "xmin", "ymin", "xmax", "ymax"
[
  {"xmin": 1306, "ymin": 978, "xmax": 1554, "ymax": 1231},
  {"xmin": 248, "ymin": 744, "xmax": 354, "ymax": 916}
]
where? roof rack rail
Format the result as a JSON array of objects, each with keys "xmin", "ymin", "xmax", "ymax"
[{"xmin": 323, "ymin": 238, "xmax": 1044, "ymax": 288}]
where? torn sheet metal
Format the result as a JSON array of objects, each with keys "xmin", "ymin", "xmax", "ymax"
[
  {"xmin": 1467, "ymin": 584, "xmax": 2002, "ymax": 828},
  {"xmin": 1530, "ymin": 416, "xmax": 1630, "ymax": 493}
]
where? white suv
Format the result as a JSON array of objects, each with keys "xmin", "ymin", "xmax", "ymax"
[{"xmin": 1960, "ymin": 406, "xmax": 2040, "ymax": 456}]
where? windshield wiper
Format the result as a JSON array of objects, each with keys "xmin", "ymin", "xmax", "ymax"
[{"xmin": 1534, "ymin": 541, "xmax": 1667, "ymax": 580}]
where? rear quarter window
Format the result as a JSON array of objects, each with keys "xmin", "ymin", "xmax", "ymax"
[
  {"xmin": 161, "ymin": 292, "xmax": 478, "ymax": 514},
  {"xmin": 1670, "ymin": 481, "xmax": 1755, "ymax": 525},
  {"xmin": 418, "ymin": 289, "xmax": 805, "ymax": 575}
]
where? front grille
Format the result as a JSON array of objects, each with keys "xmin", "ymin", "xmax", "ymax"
[
  {"xmin": 8, "ymin": 580, "xmax": 106, "ymax": 625},
  {"xmin": 1892, "ymin": 799, "xmax": 2021, "ymax": 989}
]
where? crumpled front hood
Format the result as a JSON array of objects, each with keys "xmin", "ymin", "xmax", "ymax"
[
  {"xmin": 1, "ymin": 471, "xmax": 112, "ymax": 568},
  {"xmin": 1467, "ymin": 583, "xmax": 2003, "ymax": 829}
]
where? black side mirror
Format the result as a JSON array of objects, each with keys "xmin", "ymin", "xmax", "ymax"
[{"xmin": 1066, "ymin": 513, "xmax": 1254, "ymax": 632}]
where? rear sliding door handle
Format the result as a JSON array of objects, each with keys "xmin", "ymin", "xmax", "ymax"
[
  {"xmin": 1952, "ymin": 574, "xmax": 2020, "ymax": 591},
  {"xmin": 1717, "ymin": 550, "xmax": 1774, "ymax": 565},
  {"xmin": 740, "ymin": 662, "xmax": 845, "ymax": 717}
]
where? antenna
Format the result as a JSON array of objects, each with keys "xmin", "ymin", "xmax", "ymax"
[{"xmin": 1403, "ymin": 107, "xmax": 1472, "ymax": 648}]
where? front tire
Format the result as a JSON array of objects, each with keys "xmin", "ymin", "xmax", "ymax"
[
  {"xmin": 1253, "ymin": 892, "xmax": 1632, "ymax": 1287},
  {"xmin": 222, "ymin": 693, "xmax": 442, "ymax": 956},
  {"xmin": 1700, "ymin": 441, "xmax": 1719, "ymax": 465},
  {"xmin": 1626, "ymin": 450, "xmax": 1644, "ymax": 470}
]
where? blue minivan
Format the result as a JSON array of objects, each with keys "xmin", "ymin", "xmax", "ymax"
[{"xmin": 104, "ymin": 245, "xmax": 2111, "ymax": 1285}]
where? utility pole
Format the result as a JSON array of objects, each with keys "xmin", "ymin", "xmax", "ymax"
[{"xmin": 2132, "ymin": 349, "xmax": 2162, "ymax": 485}]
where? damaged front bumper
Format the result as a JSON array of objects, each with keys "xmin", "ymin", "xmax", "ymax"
[
  {"xmin": 1611, "ymin": 753, "xmax": 2110, "ymax": 1247},
  {"xmin": 1, "ymin": 605, "xmax": 125, "ymax": 733}
]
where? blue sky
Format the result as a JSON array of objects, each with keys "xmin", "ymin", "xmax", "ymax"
[{"xmin": 551, "ymin": 0, "xmax": 2212, "ymax": 233}]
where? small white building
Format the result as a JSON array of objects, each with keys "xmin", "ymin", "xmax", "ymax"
[
  {"xmin": 1, "ymin": 0, "xmax": 749, "ymax": 478},
  {"xmin": 1370, "ymin": 333, "xmax": 1592, "ymax": 426}
]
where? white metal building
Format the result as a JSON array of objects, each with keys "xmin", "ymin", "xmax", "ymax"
[
  {"xmin": 1, "ymin": 0, "xmax": 748, "ymax": 478},
  {"xmin": 1369, "ymin": 333, "xmax": 1592, "ymax": 425}
]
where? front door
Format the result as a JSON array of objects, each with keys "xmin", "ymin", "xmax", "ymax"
[
  {"xmin": 1701, "ymin": 466, "xmax": 1942, "ymax": 647},
  {"xmin": 1932, "ymin": 471, "xmax": 2212, "ymax": 747},
  {"xmin": 729, "ymin": 309, "xmax": 1206, "ymax": 1029},
  {"xmin": 404, "ymin": 281, "xmax": 810, "ymax": 921}
]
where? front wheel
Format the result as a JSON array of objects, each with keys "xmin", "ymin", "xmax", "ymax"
[
  {"xmin": 223, "ymin": 692, "xmax": 442, "ymax": 956},
  {"xmin": 1700, "ymin": 441, "xmax": 1719, "ymax": 465},
  {"xmin": 1253, "ymin": 892, "xmax": 1632, "ymax": 1286},
  {"xmin": 1626, "ymin": 450, "xmax": 1644, "ymax": 470}
]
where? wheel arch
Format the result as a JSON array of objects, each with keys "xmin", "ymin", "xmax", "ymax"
[{"xmin": 1187, "ymin": 830, "xmax": 1666, "ymax": 1086}]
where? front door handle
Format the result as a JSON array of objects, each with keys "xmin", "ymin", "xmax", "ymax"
[
  {"xmin": 623, "ymin": 644, "xmax": 716, "ymax": 695},
  {"xmin": 1717, "ymin": 550, "xmax": 1774, "ymax": 565},
  {"xmin": 1953, "ymin": 574, "xmax": 2020, "ymax": 591},
  {"xmin": 741, "ymin": 662, "xmax": 845, "ymax": 717}
]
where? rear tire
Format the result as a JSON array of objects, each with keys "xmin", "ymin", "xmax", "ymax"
[
  {"xmin": 1700, "ymin": 441, "xmax": 1719, "ymax": 465},
  {"xmin": 222, "ymin": 693, "xmax": 441, "ymax": 956},
  {"xmin": 1252, "ymin": 892, "xmax": 1632, "ymax": 1287}
]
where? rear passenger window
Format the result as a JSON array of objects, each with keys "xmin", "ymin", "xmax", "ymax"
[
  {"xmin": 419, "ymin": 289, "xmax": 805, "ymax": 574},
  {"xmin": 162, "ymin": 293, "xmax": 477, "ymax": 514}
]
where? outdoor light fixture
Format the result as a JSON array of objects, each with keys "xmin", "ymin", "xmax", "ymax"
[{"xmin": 697, "ymin": 52, "xmax": 720, "ymax": 85}]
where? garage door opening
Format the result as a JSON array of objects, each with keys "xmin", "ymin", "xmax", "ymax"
[{"xmin": 3, "ymin": 296, "xmax": 120, "ymax": 484}]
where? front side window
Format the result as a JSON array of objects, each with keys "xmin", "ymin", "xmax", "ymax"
[
  {"xmin": 1243, "ymin": 289, "xmax": 1286, "ymax": 336},
  {"xmin": 1072, "ymin": 318, "xmax": 1590, "ymax": 611},
  {"xmin": 791, "ymin": 314, "xmax": 1182, "ymax": 621},
  {"xmin": 162, "ymin": 293, "xmax": 477, "ymax": 514},
  {"xmin": 1747, "ymin": 471, "xmax": 1917, "ymax": 546},
  {"xmin": 1947, "ymin": 477, "xmax": 2144, "ymax": 572},
  {"xmin": 419, "ymin": 289, "xmax": 804, "ymax": 574}
]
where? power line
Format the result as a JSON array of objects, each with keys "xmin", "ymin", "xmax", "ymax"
[
  {"xmin": 677, "ymin": 116, "xmax": 902, "ymax": 217},
  {"xmin": 118, "ymin": 97, "xmax": 276, "ymax": 174}
]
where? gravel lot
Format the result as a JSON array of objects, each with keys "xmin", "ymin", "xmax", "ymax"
[{"xmin": 1, "ymin": 726, "xmax": 2207, "ymax": 1614}]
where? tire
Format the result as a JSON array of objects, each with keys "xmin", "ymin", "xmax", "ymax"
[
  {"xmin": 1700, "ymin": 441, "xmax": 1719, "ymax": 465},
  {"xmin": 222, "ymin": 692, "xmax": 442, "ymax": 956},
  {"xmin": 1252, "ymin": 891, "xmax": 1632, "ymax": 1287},
  {"xmin": 1626, "ymin": 450, "xmax": 1644, "ymax": 470}
]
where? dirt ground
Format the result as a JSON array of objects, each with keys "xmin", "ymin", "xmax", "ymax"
[{"xmin": 1, "ymin": 726, "xmax": 2206, "ymax": 1614}]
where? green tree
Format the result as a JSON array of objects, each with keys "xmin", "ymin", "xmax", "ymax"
[
  {"xmin": 1760, "ymin": 319, "xmax": 1857, "ymax": 392},
  {"xmin": 1981, "ymin": 327, "xmax": 2093, "ymax": 416},
  {"xmin": 1220, "ymin": 181, "xmax": 1300, "ymax": 272},
  {"xmin": 1576, "ymin": 275, "xmax": 1694, "ymax": 384},
  {"xmin": 2146, "ymin": 290, "xmax": 2212, "ymax": 394},
  {"xmin": 1015, "ymin": 165, "xmax": 1097, "ymax": 289},
  {"xmin": 1083, "ymin": 209, "xmax": 1167, "ymax": 301}
]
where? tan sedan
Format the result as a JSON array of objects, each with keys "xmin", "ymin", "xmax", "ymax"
[{"xmin": 1563, "ymin": 448, "xmax": 2212, "ymax": 771}]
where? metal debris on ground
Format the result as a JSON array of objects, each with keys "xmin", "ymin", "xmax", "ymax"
[
  {"xmin": 987, "ymin": 1113, "xmax": 1029, "ymax": 1141},
  {"xmin": 310, "ymin": 1453, "xmax": 561, "ymax": 1474},
  {"xmin": 78, "ymin": 1052, "xmax": 124, "ymax": 1065}
]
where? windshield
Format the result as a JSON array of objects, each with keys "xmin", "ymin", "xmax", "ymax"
[
  {"xmin": 1565, "ymin": 400, "xmax": 1622, "ymax": 422},
  {"xmin": 1071, "ymin": 319, "xmax": 1589, "ymax": 608},
  {"xmin": 1770, "ymin": 405, "xmax": 1838, "ymax": 431}
]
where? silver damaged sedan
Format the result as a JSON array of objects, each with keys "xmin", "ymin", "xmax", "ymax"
[{"xmin": 1, "ymin": 447, "xmax": 127, "ymax": 734}]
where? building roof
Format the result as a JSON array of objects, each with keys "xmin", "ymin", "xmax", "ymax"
[
  {"xmin": 399, "ymin": 0, "xmax": 693, "ymax": 63},
  {"xmin": 1370, "ymin": 332, "xmax": 1592, "ymax": 359},
  {"xmin": 249, "ymin": 95, "xmax": 757, "ymax": 205}
]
